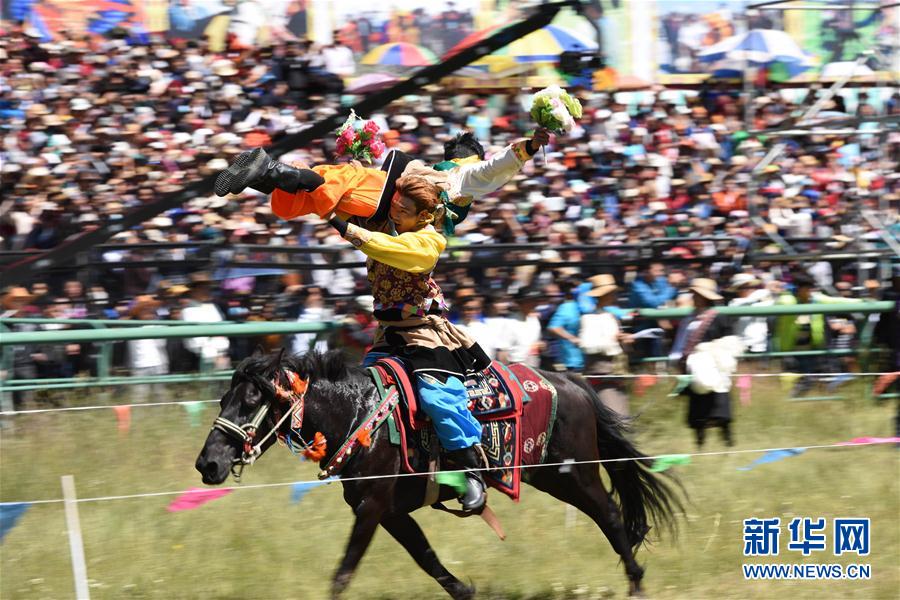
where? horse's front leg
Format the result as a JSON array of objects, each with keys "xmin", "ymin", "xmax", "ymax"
[
  {"xmin": 331, "ymin": 490, "xmax": 390, "ymax": 598},
  {"xmin": 381, "ymin": 513, "xmax": 475, "ymax": 600}
]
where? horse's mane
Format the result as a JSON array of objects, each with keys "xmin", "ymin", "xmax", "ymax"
[{"xmin": 235, "ymin": 349, "xmax": 362, "ymax": 384}]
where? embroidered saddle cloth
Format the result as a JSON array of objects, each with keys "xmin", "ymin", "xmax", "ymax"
[{"xmin": 368, "ymin": 357, "xmax": 558, "ymax": 501}]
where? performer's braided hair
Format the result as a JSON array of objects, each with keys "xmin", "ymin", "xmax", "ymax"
[{"xmin": 443, "ymin": 131, "xmax": 485, "ymax": 161}]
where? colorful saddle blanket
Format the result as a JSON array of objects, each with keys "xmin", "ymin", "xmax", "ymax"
[{"xmin": 368, "ymin": 358, "xmax": 558, "ymax": 501}]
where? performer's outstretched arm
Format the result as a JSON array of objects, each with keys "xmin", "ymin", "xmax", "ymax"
[{"xmin": 445, "ymin": 129, "xmax": 550, "ymax": 208}]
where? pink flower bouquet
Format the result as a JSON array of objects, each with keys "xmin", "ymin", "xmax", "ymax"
[{"xmin": 335, "ymin": 110, "xmax": 386, "ymax": 163}]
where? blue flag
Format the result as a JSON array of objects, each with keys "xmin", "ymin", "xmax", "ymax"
[
  {"xmin": 290, "ymin": 477, "xmax": 337, "ymax": 504},
  {"xmin": 738, "ymin": 448, "xmax": 805, "ymax": 471},
  {"xmin": 1, "ymin": 503, "xmax": 30, "ymax": 542}
]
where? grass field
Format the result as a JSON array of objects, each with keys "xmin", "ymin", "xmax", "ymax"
[{"xmin": 1, "ymin": 376, "xmax": 898, "ymax": 600}]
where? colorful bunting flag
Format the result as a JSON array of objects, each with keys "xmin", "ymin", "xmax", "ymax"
[
  {"xmin": 737, "ymin": 374, "xmax": 752, "ymax": 406},
  {"xmin": 779, "ymin": 373, "xmax": 803, "ymax": 393},
  {"xmin": 634, "ymin": 374, "xmax": 658, "ymax": 397},
  {"xmin": 738, "ymin": 448, "xmax": 805, "ymax": 471},
  {"xmin": 167, "ymin": 487, "xmax": 232, "ymax": 512},
  {"xmin": 0, "ymin": 503, "xmax": 29, "ymax": 542},
  {"xmin": 649, "ymin": 454, "xmax": 691, "ymax": 473},
  {"xmin": 290, "ymin": 477, "xmax": 337, "ymax": 504},
  {"xmin": 113, "ymin": 405, "xmax": 131, "ymax": 433},
  {"xmin": 181, "ymin": 402, "xmax": 206, "ymax": 428},
  {"xmin": 836, "ymin": 436, "xmax": 900, "ymax": 446},
  {"xmin": 668, "ymin": 374, "xmax": 692, "ymax": 397},
  {"xmin": 435, "ymin": 471, "xmax": 468, "ymax": 495}
]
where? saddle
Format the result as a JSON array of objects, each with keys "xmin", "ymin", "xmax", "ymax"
[{"xmin": 367, "ymin": 357, "xmax": 556, "ymax": 501}]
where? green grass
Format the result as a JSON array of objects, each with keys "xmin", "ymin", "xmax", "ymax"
[{"xmin": 1, "ymin": 378, "xmax": 898, "ymax": 600}]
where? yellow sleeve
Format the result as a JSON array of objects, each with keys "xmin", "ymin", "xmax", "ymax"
[{"xmin": 342, "ymin": 224, "xmax": 445, "ymax": 273}]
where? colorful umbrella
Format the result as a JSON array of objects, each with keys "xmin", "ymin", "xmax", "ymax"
[
  {"xmin": 698, "ymin": 29, "xmax": 810, "ymax": 66},
  {"xmin": 360, "ymin": 43, "xmax": 437, "ymax": 67},
  {"xmin": 347, "ymin": 72, "xmax": 400, "ymax": 94},
  {"xmin": 444, "ymin": 24, "xmax": 597, "ymax": 64}
]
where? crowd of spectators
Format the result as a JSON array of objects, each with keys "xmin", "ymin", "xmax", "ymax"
[{"xmin": 1, "ymin": 25, "xmax": 899, "ymax": 408}]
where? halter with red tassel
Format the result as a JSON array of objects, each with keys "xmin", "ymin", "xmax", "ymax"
[{"xmin": 303, "ymin": 431, "xmax": 328, "ymax": 461}]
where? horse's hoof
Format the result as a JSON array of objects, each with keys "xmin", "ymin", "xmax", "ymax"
[
  {"xmin": 628, "ymin": 582, "xmax": 647, "ymax": 598},
  {"xmin": 450, "ymin": 583, "xmax": 476, "ymax": 600}
]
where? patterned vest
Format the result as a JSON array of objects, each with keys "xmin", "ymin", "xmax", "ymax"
[{"xmin": 367, "ymin": 258, "xmax": 448, "ymax": 321}]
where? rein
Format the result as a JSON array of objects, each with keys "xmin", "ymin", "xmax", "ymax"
[{"xmin": 212, "ymin": 369, "xmax": 317, "ymax": 480}]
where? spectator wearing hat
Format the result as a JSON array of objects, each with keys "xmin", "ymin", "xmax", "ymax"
[
  {"xmin": 125, "ymin": 295, "xmax": 169, "ymax": 402},
  {"xmin": 727, "ymin": 272, "xmax": 773, "ymax": 353},
  {"xmin": 670, "ymin": 278, "xmax": 735, "ymax": 448},
  {"xmin": 1, "ymin": 287, "xmax": 39, "ymax": 411},
  {"xmin": 579, "ymin": 274, "xmax": 632, "ymax": 417}
]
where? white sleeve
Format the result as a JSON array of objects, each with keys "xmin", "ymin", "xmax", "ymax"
[{"xmin": 446, "ymin": 143, "xmax": 529, "ymax": 204}]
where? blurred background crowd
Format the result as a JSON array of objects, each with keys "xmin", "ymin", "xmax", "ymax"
[{"xmin": 1, "ymin": 3, "xmax": 899, "ymax": 410}]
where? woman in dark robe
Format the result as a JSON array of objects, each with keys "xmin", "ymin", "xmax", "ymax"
[{"xmin": 670, "ymin": 278, "xmax": 734, "ymax": 448}]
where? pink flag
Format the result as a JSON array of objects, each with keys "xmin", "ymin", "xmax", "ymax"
[
  {"xmin": 167, "ymin": 487, "xmax": 233, "ymax": 512},
  {"xmin": 634, "ymin": 374, "xmax": 657, "ymax": 397},
  {"xmin": 737, "ymin": 375, "xmax": 752, "ymax": 406},
  {"xmin": 835, "ymin": 437, "xmax": 900, "ymax": 447},
  {"xmin": 113, "ymin": 405, "xmax": 131, "ymax": 433}
]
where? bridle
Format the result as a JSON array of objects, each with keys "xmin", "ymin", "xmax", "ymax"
[{"xmin": 211, "ymin": 369, "xmax": 311, "ymax": 480}]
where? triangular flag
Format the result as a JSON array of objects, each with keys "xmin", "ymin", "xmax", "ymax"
[
  {"xmin": 435, "ymin": 471, "xmax": 468, "ymax": 495},
  {"xmin": 113, "ymin": 405, "xmax": 131, "ymax": 433},
  {"xmin": 738, "ymin": 448, "xmax": 805, "ymax": 471},
  {"xmin": 290, "ymin": 476, "xmax": 337, "ymax": 504},
  {"xmin": 167, "ymin": 487, "xmax": 232, "ymax": 512},
  {"xmin": 737, "ymin": 375, "xmax": 752, "ymax": 406},
  {"xmin": 649, "ymin": 454, "xmax": 691, "ymax": 473},
  {"xmin": 0, "ymin": 503, "xmax": 30, "ymax": 542},
  {"xmin": 836, "ymin": 436, "xmax": 900, "ymax": 446},
  {"xmin": 181, "ymin": 402, "xmax": 206, "ymax": 428},
  {"xmin": 668, "ymin": 374, "xmax": 692, "ymax": 397},
  {"xmin": 779, "ymin": 373, "xmax": 803, "ymax": 393},
  {"xmin": 634, "ymin": 374, "xmax": 658, "ymax": 397}
]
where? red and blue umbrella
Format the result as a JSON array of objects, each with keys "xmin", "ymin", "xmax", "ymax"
[
  {"xmin": 361, "ymin": 43, "xmax": 437, "ymax": 67},
  {"xmin": 444, "ymin": 24, "xmax": 597, "ymax": 63}
]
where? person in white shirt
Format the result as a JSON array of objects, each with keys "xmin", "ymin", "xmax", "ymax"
[
  {"xmin": 181, "ymin": 273, "xmax": 230, "ymax": 370},
  {"xmin": 291, "ymin": 286, "xmax": 331, "ymax": 355},
  {"xmin": 580, "ymin": 274, "xmax": 632, "ymax": 416},
  {"xmin": 322, "ymin": 36, "xmax": 355, "ymax": 78},
  {"xmin": 727, "ymin": 273, "xmax": 773, "ymax": 353},
  {"xmin": 507, "ymin": 288, "xmax": 545, "ymax": 367},
  {"xmin": 126, "ymin": 296, "xmax": 169, "ymax": 402},
  {"xmin": 482, "ymin": 295, "xmax": 517, "ymax": 364},
  {"xmin": 456, "ymin": 298, "xmax": 496, "ymax": 360}
]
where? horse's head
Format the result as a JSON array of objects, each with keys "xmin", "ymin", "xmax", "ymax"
[{"xmin": 195, "ymin": 347, "xmax": 311, "ymax": 484}]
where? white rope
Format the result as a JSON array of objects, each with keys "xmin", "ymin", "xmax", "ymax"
[
  {"xmin": 3, "ymin": 439, "xmax": 894, "ymax": 507},
  {"xmin": 1, "ymin": 371, "xmax": 894, "ymax": 416},
  {"xmin": 583, "ymin": 372, "xmax": 895, "ymax": 379},
  {"xmin": 0, "ymin": 399, "xmax": 219, "ymax": 416}
]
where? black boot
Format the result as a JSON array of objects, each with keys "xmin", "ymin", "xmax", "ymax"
[
  {"xmin": 448, "ymin": 445, "xmax": 487, "ymax": 513},
  {"xmin": 214, "ymin": 148, "xmax": 325, "ymax": 197}
]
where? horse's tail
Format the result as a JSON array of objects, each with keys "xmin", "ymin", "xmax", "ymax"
[{"xmin": 567, "ymin": 374, "xmax": 684, "ymax": 551}]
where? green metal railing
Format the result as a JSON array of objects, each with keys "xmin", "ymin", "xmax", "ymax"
[
  {"xmin": 0, "ymin": 321, "xmax": 337, "ymax": 397},
  {"xmin": 0, "ymin": 303, "xmax": 894, "ymax": 400}
]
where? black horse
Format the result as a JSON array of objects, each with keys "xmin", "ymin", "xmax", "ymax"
[{"xmin": 196, "ymin": 350, "xmax": 682, "ymax": 598}]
